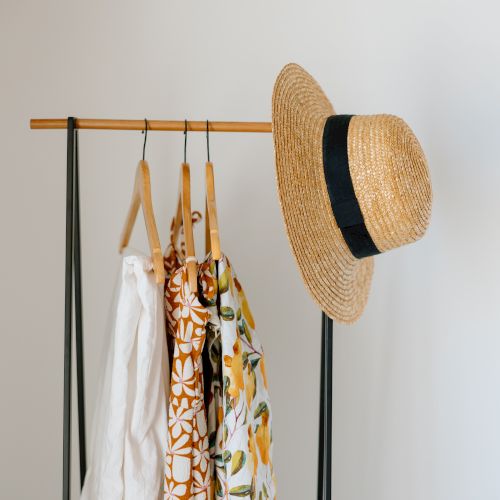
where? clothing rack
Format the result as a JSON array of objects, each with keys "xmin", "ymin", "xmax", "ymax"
[{"xmin": 30, "ymin": 117, "xmax": 334, "ymax": 500}]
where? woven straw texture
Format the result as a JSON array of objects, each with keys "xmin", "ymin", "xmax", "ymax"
[{"xmin": 272, "ymin": 63, "xmax": 432, "ymax": 323}]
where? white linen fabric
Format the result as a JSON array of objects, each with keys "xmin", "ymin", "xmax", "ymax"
[{"xmin": 81, "ymin": 253, "xmax": 169, "ymax": 500}]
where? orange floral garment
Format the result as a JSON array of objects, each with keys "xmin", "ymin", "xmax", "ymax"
[{"xmin": 163, "ymin": 243, "xmax": 214, "ymax": 499}]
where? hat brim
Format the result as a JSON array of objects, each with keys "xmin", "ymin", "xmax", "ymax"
[{"xmin": 272, "ymin": 63, "xmax": 373, "ymax": 323}]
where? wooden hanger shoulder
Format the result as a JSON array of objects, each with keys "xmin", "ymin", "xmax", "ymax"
[
  {"xmin": 119, "ymin": 160, "xmax": 165, "ymax": 284},
  {"xmin": 181, "ymin": 163, "xmax": 198, "ymax": 294},
  {"xmin": 205, "ymin": 161, "xmax": 221, "ymax": 259}
]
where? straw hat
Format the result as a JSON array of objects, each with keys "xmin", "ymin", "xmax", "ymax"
[{"xmin": 272, "ymin": 63, "xmax": 432, "ymax": 323}]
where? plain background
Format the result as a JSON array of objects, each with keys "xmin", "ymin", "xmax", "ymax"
[{"xmin": 1, "ymin": 1, "xmax": 500, "ymax": 499}]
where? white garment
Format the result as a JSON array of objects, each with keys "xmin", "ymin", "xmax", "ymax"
[{"xmin": 81, "ymin": 254, "xmax": 169, "ymax": 500}]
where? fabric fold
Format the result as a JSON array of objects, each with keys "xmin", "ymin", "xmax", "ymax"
[{"xmin": 81, "ymin": 253, "xmax": 169, "ymax": 500}]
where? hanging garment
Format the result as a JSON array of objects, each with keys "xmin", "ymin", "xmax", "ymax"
[
  {"xmin": 163, "ymin": 244, "xmax": 212, "ymax": 499},
  {"xmin": 200, "ymin": 255, "xmax": 277, "ymax": 499},
  {"xmin": 81, "ymin": 253, "xmax": 169, "ymax": 500}
]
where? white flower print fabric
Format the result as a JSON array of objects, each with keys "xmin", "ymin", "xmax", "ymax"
[{"xmin": 201, "ymin": 255, "xmax": 276, "ymax": 499}]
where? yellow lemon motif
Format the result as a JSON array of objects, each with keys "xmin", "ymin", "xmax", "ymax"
[
  {"xmin": 245, "ymin": 365, "xmax": 256, "ymax": 408},
  {"xmin": 255, "ymin": 413, "xmax": 271, "ymax": 465},
  {"xmin": 227, "ymin": 338, "xmax": 244, "ymax": 398},
  {"xmin": 248, "ymin": 425, "xmax": 258, "ymax": 477}
]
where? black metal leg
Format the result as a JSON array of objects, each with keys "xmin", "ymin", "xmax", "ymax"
[
  {"xmin": 63, "ymin": 118, "xmax": 87, "ymax": 499},
  {"xmin": 63, "ymin": 118, "xmax": 75, "ymax": 500},
  {"xmin": 73, "ymin": 130, "xmax": 87, "ymax": 488},
  {"xmin": 318, "ymin": 312, "xmax": 333, "ymax": 500},
  {"xmin": 318, "ymin": 314, "xmax": 326, "ymax": 500},
  {"xmin": 324, "ymin": 312, "xmax": 333, "ymax": 500}
]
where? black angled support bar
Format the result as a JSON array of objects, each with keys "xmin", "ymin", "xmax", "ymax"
[
  {"xmin": 63, "ymin": 117, "xmax": 87, "ymax": 500},
  {"xmin": 63, "ymin": 118, "xmax": 75, "ymax": 500},
  {"xmin": 74, "ymin": 130, "xmax": 87, "ymax": 487}
]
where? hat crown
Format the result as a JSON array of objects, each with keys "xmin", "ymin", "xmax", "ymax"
[{"xmin": 348, "ymin": 114, "xmax": 432, "ymax": 253}]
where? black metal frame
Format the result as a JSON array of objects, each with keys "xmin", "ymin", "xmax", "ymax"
[{"xmin": 61, "ymin": 118, "xmax": 332, "ymax": 499}]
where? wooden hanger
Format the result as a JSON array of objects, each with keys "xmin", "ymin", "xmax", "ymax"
[
  {"xmin": 204, "ymin": 161, "xmax": 221, "ymax": 259},
  {"xmin": 171, "ymin": 122, "xmax": 197, "ymax": 294},
  {"xmin": 171, "ymin": 163, "xmax": 198, "ymax": 294},
  {"xmin": 118, "ymin": 120, "xmax": 165, "ymax": 284},
  {"xmin": 119, "ymin": 160, "xmax": 165, "ymax": 284},
  {"xmin": 204, "ymin": 122, "xmax": 221, "ymax": 259}
]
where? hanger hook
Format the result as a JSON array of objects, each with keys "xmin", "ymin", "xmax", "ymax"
[
  {"xmin": 184, "ymin": 119, "xmax": 188, "ymax": 164},
  {"xmin": 142, "ymin": 118, "xmax": 148, "ymax": 161},
  {"xmin": 206, "ymin": 120, "xmax": 211, "ymax": 162}
]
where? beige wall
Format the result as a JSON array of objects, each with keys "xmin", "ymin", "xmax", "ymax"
[{"xmin": 1, "ymin": 1, "xmax": 500, "ymax": 499}]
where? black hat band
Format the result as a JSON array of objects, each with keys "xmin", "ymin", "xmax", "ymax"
[{"xmin": 322, "ymin": 115, "xmax": 380, "ymax": 259}]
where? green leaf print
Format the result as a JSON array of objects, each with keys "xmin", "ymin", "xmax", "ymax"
[
  {"xmin": 223, "ymin": 450, "xmax": 232, "ymax": 463},
  {"xmin": 231, "ymin": 450, "xmax": 246, "ymax": 475},
  {"xmin": 223, "ymin": 375, "xmax": 231, "ymax": 393},
  {"xmin": 229, "ymin": 484, "xmax": 253, "ymax": 497},
  {"xmin": 215, "ymin": 476, "xmax": 223, "ymax": 497},
  {"xmin": 250, "ymin": 357, "xmax": 261, "ymax": 370},
  {"xmin": 242, "ymin": 320, "xmax": 253, "ymax": 343},
  {"xmin": 254, "ymin": 402, "xmax": 268, "ymax": 419},
  {"xmin": 263, "ymin": 482, "xmax": 269, "ymax": 498},
  {"xmin": 220, "ymin": 306, "xmax": 235, "ymax": 321},
  {"xmin": 206, "ymin": 296, "xmax": 217, "ymax": 307}
]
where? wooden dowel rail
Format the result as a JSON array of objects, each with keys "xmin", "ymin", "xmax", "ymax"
[{"xmin": 30, "ymin": 118, "xmax": 273, "ymax": 133}]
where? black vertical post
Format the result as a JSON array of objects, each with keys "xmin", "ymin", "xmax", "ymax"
[
  {"xmin": 73, "ymin": 130, "xmax": 87, "ymax": 487},
  {"xmin": 324, "ymin": 312, "xmax": 333, "ymax": 500},
  {"xmin": 318, "ymin": 312, "xmax": 333, "ymax": 500},
  {"xmin": 63, "ymin": 117, "xmax": 75, "ymax": 500},
  {"xmin": 317, "ymin": 315, "xmax": 326, "ymax": 499}
]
